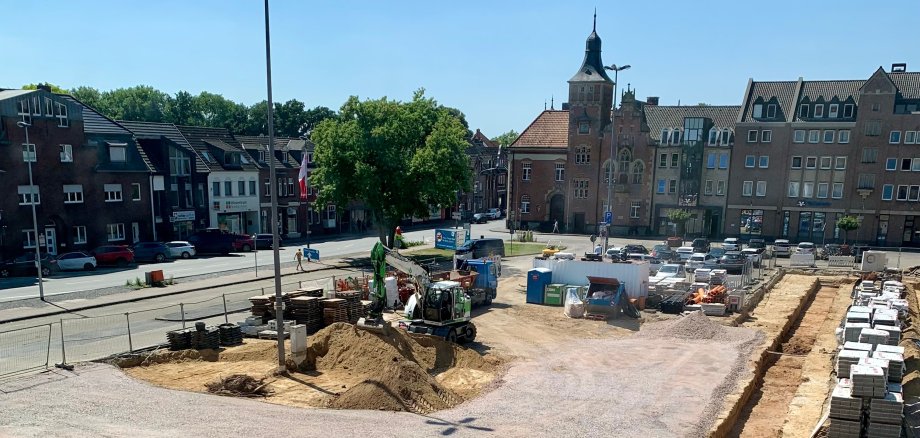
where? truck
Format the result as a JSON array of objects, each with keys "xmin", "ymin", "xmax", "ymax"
[{"xmin": 431, "ymin": 258, "xmax": 498, "ymax": 307}]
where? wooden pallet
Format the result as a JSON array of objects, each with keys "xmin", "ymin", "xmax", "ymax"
[{"xmin": 585, "ymin": 313, "xmax": 608, "ymax": 321}]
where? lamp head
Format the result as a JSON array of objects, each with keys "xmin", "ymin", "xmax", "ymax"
[{"xmin": 17, "ymin": 121, "xmax": 31, "ymax": 128}]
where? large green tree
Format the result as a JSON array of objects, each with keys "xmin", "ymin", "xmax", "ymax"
[
  {"xmin": 493, "ymin": 130, "xmax": 519, "ymax": 147},
  {"xmin": 311, "ymin": 90, "xmax": 471, "ymax": 245},
  {"xmin": 22, "ymin": 83, "xmax": 69, "ymax": 93},
  {"xmin": 102, "ymin": 85, "xmax": 171, "ymax": 122}
]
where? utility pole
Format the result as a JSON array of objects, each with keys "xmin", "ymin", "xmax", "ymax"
[
  {"xmin": 603, "ymin": 64, "xmax": 631, "ymax": 252},
  {"xmin": 17, "ymin": 121, "xmax": 44, "ymax": 301}
]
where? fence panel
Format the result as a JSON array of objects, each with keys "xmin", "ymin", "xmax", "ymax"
[
  {"xmin": 0, "ymin": 324, "xmax": 52, "ymax": 377},
  {"xmin": 61, "ymin": 314, "xmax": 129, "ymax": 363},
  {"xmin": 129, "ymin": 304, "xmax": 184, "ymax": 351}
]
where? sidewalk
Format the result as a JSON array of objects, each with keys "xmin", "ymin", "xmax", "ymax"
[{"xmin": 0, "ymin": 257, "xmax": 361, "ymax": 325}]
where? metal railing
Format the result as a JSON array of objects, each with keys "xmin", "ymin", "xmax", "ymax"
[{"xmin": 0, "ymin": 273, "xmax": 359, "ymax": 379}]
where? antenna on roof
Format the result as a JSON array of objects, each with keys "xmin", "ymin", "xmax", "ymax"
[
  {"xmin": 593, "ymin": 8, "xmax": 597, "ymax": 32},
  {"xmin": 551, "ymin": 95, "xmax": 555, "ymax": 110},
  {"xmin": 544, "ymin": 100, "xmax": 547, "ymax": 110}
]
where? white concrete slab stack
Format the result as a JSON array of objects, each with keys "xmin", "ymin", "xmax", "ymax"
[
  {"xmin": 837, "ymin": 350, "xmax": 869, "ymax": 378},
  {"xmin": 850, "ymin": 365, "xmax": 887, "ymax": 398}
]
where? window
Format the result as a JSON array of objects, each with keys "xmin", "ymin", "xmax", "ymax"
[
  {"xmin": 575, "ymin": 146, "xmax": 590, "ymax": 164},
  {"xmin": 861, "ymin": 148, "xmax": 878, "ymax": 163},
  {"xmin": 104, "ymin": 184, "xmax": 123, "ymax": 202},
  {"xmin": 742, "ymin": 181, "xmax": 753, "ymax": 197},
  {"xmin": 717, "ymin": 180, "xmax": 725, "ymax": 196},
  {"xmin": 794, "ymin": 130, "xmax": 806, "ymax": 143},
  {"xmin": 913, "ymin": 159, "xmax": 920, "ymax": 172},
  {"xmin": 814, "ymin": 104, "xmax": 824, "ymax": 118},
  {"xmin": 197, "ymin": 183, "xmax": 205, "ymax": 207},
  {"xmin": 184, "ymin": 184, "xmax": 192, "ymax": 207},
  {"xmin": 630, "ymin": 201, "xmax": 641, "ymax": 218},
  {"xmin": 59, "ymin": 144, "xmax": 73, "ymax": 162},
  {"xmin": 326, "ymin": 204, "xmax": 337, "ymax": 220},
  {"xmin": 761, "ymin": 130, "xmax": 772, "ymax": 143},
  {"xmin": 522, "ymin": 162, "xmax": 532, "ymax": 181},
  {"xmin": 618, "ymin": 149, "xmax": 631, "ymax": 174},
  {"xmin": 131, "ymin": 183, "xmax": 141, "ymax": 201},
  {"xmin": 753, "ymin": 104, "xmax": 763, "ymax": 118},
  {"xmin": 671, "ymin": 130, "xmax": 681, "ymax": 145},
  {"xmin": 22, "ymin": 144, "xmax": 36, "ymax": 162},
  {"xmin": 109, "ymin": 145, "xmax": 127, "ymax": 162},
  {"xmin": 264, "ymin": 178, "xmax": 271, "ymax": 197},
  {"xmin": 669, "ymin": 179, "xmax": 677, "ymax": 193},
  {"xmin": 704, "ymin": 180, "xmax": 714, "ymax": 195},
  {"xmin": 839, "ymin": 130, "xmax": 850, "ymax": 143},
  {"xmin": 719, "ymin": 154, "xmax": 728, "ymax": 169},
  {"xmin": 911, "ymin": 185, "xmax": 920, "ymax": 201},
  {"xmin": 249, "ymin": 180, "xmax": 257, "ymax": 196},
  {"xmin": 903, "ymin": 158, "xmax": 913, "ymax": 171},
  {"xmin": 107, "ymin": 223, "xmax": 125, "ymax": 242},
  {"xmin": 721, "ymin": 129, "xmax": 732, "ymax": 145},
  {"xmin": 632, "ymin": 162, "xmax": 644, "ymax": 184},
  {"xmin": 788, "ymin": 181, "xmax": 800, "ymax": 198},
  {"xmin": 17, "ymin": 99, "xmax": 31, "ymax": 124},
  {"xmin": 890, "ymin": 131, "xmax": 902, "ymax": 144},
  {"xmin": 799, "ymin": 104, "xmax": 809, "ymax": 118},
  {"xmin": 865, "ymin": 120, "xmax": 881, "ymax": 136},
  {"xmin": 288, "ymin": 178, "xmax": 295, "ymax": 196},
  {"xmin": 168, "ymin": 147, "xmax": 191, "ymax": 176},
  {"xmin": 573, "ymin": 179, "xmax": 589, "ymax": 199},
  {"xmin": 201, "ymin": 151, "xmax": 213, "ymax": 163},
  {"xmin": 554, "ymin": 163, "xmax": 565, "ymax": 182},
  {"xmin": 63, "ymin": 185, "xmax": 83, "ymax": 204},
  {"xmin": 835, "ymin": 157, "xmax": 846, "ymax": 170},
  {"xmin": 73, "ymin": 226, "xmax": 87, "ymax": 244},
  {"xmin": 659, "ymin": 153, "xmax": 667, "ymax": 168},
  {"xmin": 660, "ymin": 129, "xmax": 669, "ymax": 144},
  {"xmin": 857, "ymin": 174, "xmax": 876, "ymax": 189},
  {"xmin": 239, "ymin": 180, "xmax": 246, "ymax": 197},
  {"xmin": 22, "ymin": 230, "xmax": 36, "ymax": 249},
  {"xmin": 808, "ymin": 130, "xmax": 820, "ymax": 143},
  {"xmin": 17, "ymin": 185, "xmax": 40, "ymax": 205},
  {"xmin": 707, "ymin": 153, "xmax": 717, "ymax": 169},
  {"xmin": 657, "ymin": 179, "xmax": 666, "ymax": 194},
  {"xmin": 828, "ymin": 104, "xmax": 839, "ymax": 118},
  {"xmin": 823, "ymin": 130, "xmax": 835, "ymax": 143},
  {"xmin": 897, "ymin": 185, "xmax": 909, "ymax": 201},
  {"xmin": 817, "ymin": 183, "xmax": 829, "ymax": 198},
  {"xmin": 55, "ymin": 102, "xmax": 69, "ymax": 127},
  {"xmin": 766, "ymin": 104, "xmax": 777, "ymax": 118},
  {"xmin": 882, "ymin": 184, "xmax": 894, "ymax": 201},
  {"xmin": 906, "ymin": 131, "xmax": 917, "ymax": 144},
  {"xmin": 759, "ymin": 156, "xmax": 769, "ymax": 168},
  {"xmin": 212, "ymin": 181, "xmax": 221, "ymax": 197},
  {"xmin": 708, "ymin": 128, "xmax": 718, "ymax": 145},
  {"xmin": 843, "ymin": 104, "xmax": 854, "ymax": 118},
  {"xmin": 578, "ymin": 121, "xmax": 589, "ymax": 134},
  {"xmin": 224, "ymin": 181, "xmax": 232, "ymax": 196},
  {"xmin": 819, "ymin": 157, "xmax": 832, "ymax": 169},
  {"xmin": 745, "ymin": 155, "xmax": 755, "ymax": 168},
  {"xmin": 747, "ymin": 130, "xmax": 758, "ymax": 142},
  {"xmin": 805, "ymin": 156, "xmax": 817, "ymax": 169},
  {"xmin": 791, "ymin": 156, "xmax": 803, "ymax": 169},
  {"xmin": 520, "ymin": 195, "xmax": 530, "ymax": 213},
  {"xmin": 886, "ymin": 158, "xmax": 897, "ymax": 171},
  {"xmin": 258, "ymin": 150, "xmax": 266, "ymax": 162},
  {"xmin": 671, "ymin": 153, "xmax": 679, "ymax": 167},
  {"xmin": 802, "ymin": 182, "xmax": 814, "ymax": 198}
]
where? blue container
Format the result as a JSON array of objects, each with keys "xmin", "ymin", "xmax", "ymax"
[{"xmin": 526, "ymin": 268, "xmax": 552, "ymax": 304}]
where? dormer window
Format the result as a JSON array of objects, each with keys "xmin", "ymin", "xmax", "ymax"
[
  {"xmin": 54, "ymin": 102, "xmax": 69, "ymax": 127},
  {"xmin": 753, "ymin": 104, "xmax": 763, "ymax": 118},
  {"xmin": 721, "ymin": 129, "xmax": 732, "ymax": 145},
  {"xmin": 108, "ymin": 143, "xmax": 127, "ymax": 162},
  {"xmin": 814, "ymin": 104, "xmax": 824, "ymax": 118},
  {"xmin": 766, "ymin": 104, "xmax": 777, "ymax": 118},
  {"xmin": 799, "ymin": 104, "xmax": 809, "ymax": 118},
  {"xmin": 828, "ymin": 104, "xmax": 839, "ymax": 118},
  {"xmin": 258, "ymin": 150, "xmax": 266, "ymax": 162},
  {"xmin": 224, "ymin": 152, "xmax": 240, "ymax": 166},
  {"xmin": 708, "ymin": 128, "xmax": 718, "ymax": 145},
  {"xmin": 843, "ymin": 104, "xmax": 855, "ymax": 118},
  {"xmin": 660, "ymin": 129, "xmax": 669, "ymax": 144},
  {"xmin": 17, "ymin": 100, "xmax": 31, "ymax": 124},
  {"xmin": 200, "ymin": 151, "xmax": 213, "ymax": 163},
  {"xmin": 670, "ymin": 129, "xmax": 681, "ymax": 145}
]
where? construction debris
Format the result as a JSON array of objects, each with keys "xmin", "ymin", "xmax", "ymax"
[{"xmin": 205, "ymin": 374, "xmax": 272, "ymax": 397}]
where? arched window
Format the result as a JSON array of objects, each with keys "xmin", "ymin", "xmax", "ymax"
[
  {"xmin": 618, "ymin": 149, "xmax": 632, "ymax": 174},
  {"xmin": 721, "ymin": 129, "xmax": 732, "ymax": 145},
  {"xmin": 520, "ymin": 195, "xmax": 531, "ymax": 214},
  {"xmin": 671, "ymin": 129, "xmax": 681, "ymax": 145},
  {"xmin": 708, "ymin": 127, "xmax": 719, "ymax": 145},
  {"xmin": 632, "ymin": 161, "xmax": 644, "ymax": 184},
  {"xmin": 660, "ymin": 129, "xmax": 669, "ymax": 144}
]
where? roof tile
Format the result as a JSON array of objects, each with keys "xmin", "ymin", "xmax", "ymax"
[{"xmin": 509, "ymin": 110, "xmax": 569, "ymax": 149}]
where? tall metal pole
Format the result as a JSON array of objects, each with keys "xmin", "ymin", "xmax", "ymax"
[
  {"xmin": 263, "ymin": 0, "xmax": 284, "ymax": 369},
  {"xmin": 603, "ymin": 64, "xmax": 631, "ymax": 253},
  {"xmin": 18, "ymin": 122, "xmax": 44, "ymax": 301}
]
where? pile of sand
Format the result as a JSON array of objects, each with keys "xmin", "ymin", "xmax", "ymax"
[
  {"xmin": 636, "ymin": 311, "xmax": 756, "ymax": 343},
  {"xmin": 306, "ymin": 323, "xmax": 496, "ymax": 413}
]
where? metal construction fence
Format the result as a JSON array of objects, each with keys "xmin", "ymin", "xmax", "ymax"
[{"xmin": 0, "ymin": 273, "xmax": 353, "ymax": 379}]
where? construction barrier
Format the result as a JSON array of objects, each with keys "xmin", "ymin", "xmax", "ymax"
[
  {"xmin": 827, "ymin": 255, "xmax": 855, "ymax": 268},
  {"xmin": 790, "ymin": 254, "xmax": 816, "ymax": 268},
  {"xmin": 0, "ymin": 324, "xmax": 52, "ymax": 378}
]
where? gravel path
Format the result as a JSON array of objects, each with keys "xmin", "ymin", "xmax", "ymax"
[{"xmin": 0, "ymin": 325, "xmax": 758, "ymax": 437}]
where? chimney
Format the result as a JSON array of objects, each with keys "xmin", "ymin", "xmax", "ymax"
[
  {"xmin": 561, "ymin": 102, "xmax": 570, "ymax": 110},
  {"xmin": 646, "ymin": 97, "xmax": 659, "ymax": 106},
  {"xmin": 892, "ymin": 63, "xmax": 907, "ymax": 73}
]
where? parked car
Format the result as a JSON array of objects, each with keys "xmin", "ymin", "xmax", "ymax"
[
  {"xmin": 486, "ymin": 208, "xmax": 502, "ymax": 219},
  {"xmin": 773, "ymin": 239, "xmax": 792, "ymax": 258},
  {"xmin": 50, "ymin": 251, "xmax": 97, "ymax": 271},
  {"xmin": 748, "ymin": 238, "xmax": 766, "ymax": 251},
  {"xmin": 188, "ymin": 229, "xmax": 250, "ymax": 255},
  {"xmin": 795, "ymin": 242, "xmax": 816, "ymax": 255},
  {"xmin": 626, "ymin": 253, "xmax": 662, "ymax": 273},
  {"xmin": 691, "ymin": 238, "xmax": 711, "ymax": 254},
  {"xmin": 132, "ymin": 242, "xmax": 171, "ymax": 263},
  {"xmin": 455, "ymin": 238, "xmax": 506, "ymax": 261},
  {"xmin": 651, "ymin": 244, "xmax": 675, "ymax": 261},
  {"xmin": 741, "ymin": 248, "xmax": 763, "ymax": 267},
  {"xmin": 254, "ymin": 234, "xmax": 282, "ymax": 250},
  {"xmin": 717, "ymin": 251, "xmax": 748, "ymax": 274},
  {"xmin": 722, "ymin": 237, "xmax": 741, "ymax": 251},
  {"xmin": 606, "ymin": 246, "xmax": 623, "ymax": 261},
  {"xmin": 232, "ymin": 235, "xmax": 255, "ymax": 252},
  {"xmin": 675, "ymin": 246, "xmax": 695, "ymax": 262},
  {"xmin": 708, "ymin": 247, "xmax": 727, "ymax": 259},
  {"xmin": 651, "ymin": 263, "xmax": 684, "ymax": 283},
  {"xmin": 619, "ymin": 244, "xmax": 649, "ymax": 259},
  {"xmin": 165, "ymin": 241, "xmax": 197, "ymax": 259},
  {"xmin": 92, "ymin": 245, "xmax": 135, "ymax": 266},
  {"xmin": 0, "ymin": 253, "xmax": 54, "ymax": 277},
  {"xmin": 471, "ymin": 213, "xmax": 488, "ymax": 224},
  {"xmin": 687, "ymin": 253, "xmax": 715, "ymax": 271}
]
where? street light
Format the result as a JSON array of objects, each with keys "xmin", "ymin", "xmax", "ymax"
[
  {"xmin": 602, "ymin": 64, "xmax": 631, "ymax": 252},
  {"xmin": 17, "ymin": 121, "xmax": 45, "ymax": 301}
]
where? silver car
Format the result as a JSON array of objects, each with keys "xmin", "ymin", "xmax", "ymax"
[{"xmin": 165, "ymin": 241, "xmax": 197, "ymax": 259}]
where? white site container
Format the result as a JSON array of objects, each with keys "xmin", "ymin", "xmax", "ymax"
[{"xmin": 532, "ymin": 258, "xmax": 649, "ymax": 298}]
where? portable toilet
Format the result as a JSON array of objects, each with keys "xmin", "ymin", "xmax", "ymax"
[
  {"xmin": 544, "ymin": 283, "xmax": 566, "ymax": 306},
  {"xmin": 526, "ymin": 268, "xmax": 552, "ymax": 304}
]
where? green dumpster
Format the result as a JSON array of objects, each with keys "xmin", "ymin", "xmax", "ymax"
[{"xmin": 544, "ymin": 283, "xmax": 566, "ymax": 306}]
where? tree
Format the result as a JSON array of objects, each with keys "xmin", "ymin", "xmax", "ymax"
[
  {"xmin": 493, "ymin": 130, "xmax": 519, "ymax": 147},
  {"xmin": 22, "ymin": 83, "xmax": 69, "ymax": 94},
  {"xmin": 103, "ymin": 85, "xmax": 171, "ymax": 122},
  {"xmin": 667, "ymin": 209, "xmax": 691, "ymax": 237},
  {"xmin": 311, "ymin": 90, "xmax": 472, "ymax": 245},
  {"xmin": 70, "ymin": 86, "xmax": 106, "ymax": 112},
  {"xmin": 837, "ymin": 215, "xmax": 860, "ymax": 244},
  {"xmin": 303, "ymin": 106, "xmax": 337, "ymax": 135},
  {"xmin": 166, "ymin": 90, "xmax": 197, "ymax": 126}
]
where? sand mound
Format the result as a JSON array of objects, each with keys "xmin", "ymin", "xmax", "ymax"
[
  {"xmin": 329, "ymin": 361, "xmax": 458, "ymax": 413},
  {"xmin": 637, "ymin": 311, "xmax": 752, "ymax": 342}
]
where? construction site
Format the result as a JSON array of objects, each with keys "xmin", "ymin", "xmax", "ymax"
[{"xmin": 3, "ymin": 245, "xmax": 920, "ymax": 438}]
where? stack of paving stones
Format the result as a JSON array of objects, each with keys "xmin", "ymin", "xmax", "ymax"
[
  {"xmin": 267, "ymin": 292, "xmax": 293, "ymax": 316},
  {"xmin": 846, "ymin": 310, "xmax": 871, "ymax": 324},
  {"xmin": 830, "ymin": 380, "xmax": 863, "ymax": 422},
  {"xmin": 868, "ymin": 392, "xmax": 904, "ymax": 431},
  {"xmin": 837, "ymin": 349, "xmax": 869, "ymax": 378},
  {"xmin": 872, "ymin": 351, "xmax": 904, "ymax": 383},
  {"xmin": 335, "ymin": 291, "xmax": 363, "ymax": 324},
  {"xmin": 249, "ymin": 295, "xmax": 271, "ymax": 318},
  {"xmin": 289, "ymin": 296, "xmax": 324, "ymax": 333},
  {"xmin": 322, "ymin": 298, "xmax": 349, "ymax": 325},
  {"xmin": 850, "ymin": 365, "xmax": 887, "ymax": 398},
  {"xmin": 859, "ymin": 357, "xmax": 890, "ymax": 382},
  {"xmin": 166, "ymin": 328, "xmax": 194, "ymax": 350},
  {"xmin": 865, "ymin": 422, "xmax": 901, "ymax": 438},
  {"xmin": 217, "ymin": 323, "xmax": 243, "ymax": 346},
  {"xmin": 191, "ymin": 322, "xmax": 221, "ymax": 350},
  {"xmin": 845, "ymin": 322, "xmax": 871, "ymax": 343},
  {"xmin": 299, "ymin": 286, "xmax": 324, "ymax": 297},
  {"xmin": 858, "ymin": 328, "xmax": 889, "ymax": 348},
  {"xmin": 843, "ymin": 342, "xmax": 873, "ymax": 354}
]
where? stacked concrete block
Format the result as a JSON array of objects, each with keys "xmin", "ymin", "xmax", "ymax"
[
  {"xmin": 869, "ymin": 392, "xmax": 904, "ymax": 426},
  {"xmin": 846, "ymin": 310, "xmax": 871, "ymax": 324},
  {"xmin": 875, "ymin": 345, "xmax": 905, "ymax": 356},
  {"xmin": 872, "ymin": 309, "xmax": 899, "ymax": 327},
  {"xmin": 866, "ymin": 421, "xmax": 901, "ymax": 438},
  {"xmin": 859, "ymin": 357, "xmax": 890, "ymax": 382},
  {"xmin": 830, "ymin": 382, "xmax": 863, "ymax": 421},
  {"xmin": 873, "ymin": 325, "xmax": 901, "ymax": 346},
  {"xmin": 873, "ymin": 351, "xmax": 904, "ymax": 382},
  {"xmin": 845, "ymin": 323, "xmax": 872, "ymax": 343},
  {"xmin": 858, "ymin": 328, "xmax": 890, "ymax": 348},
  {"xmin": 843, "ymin": 341, "xmax": 873, "ymax": 354},
  {"xmin": 850, "ymin": 365, "xmax": 887, "ymax": 398},
  {"xmin": 828, "ymin": 418, "xmax": 863, "ymax": 438},
  {"xmin": 838, "ymin": 350, "xmax": 870, "ymax": 378}
]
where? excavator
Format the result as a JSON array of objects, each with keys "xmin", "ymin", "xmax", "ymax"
[{"xmin": 357, "ymin": 242, "xmax": 477, "ymax": 343}]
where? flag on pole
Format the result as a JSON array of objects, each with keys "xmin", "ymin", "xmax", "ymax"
[{"xmin": 298, "ymin": 153, "xmax": 308, "ymax": 200}]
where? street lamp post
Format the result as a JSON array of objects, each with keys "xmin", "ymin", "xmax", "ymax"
[
  {"xmin": 602, "ymin": 64, "xmax": 631, "ymax": 252},
  {"xmin": 17, "ymin": 121, "xmax": 44, "ymax": 301}
]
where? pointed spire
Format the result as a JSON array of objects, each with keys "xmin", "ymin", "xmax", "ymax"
[
  {"xmin": 593, "ymin": 8, "xmax": 597, "ymax": 32},
  {"xmin": 544, "ymin": 100, "xmax": 547, "ymax": 110},
  {"xmin": 551, "ymin": 95, "xmax": 555, "ymax": 110}
]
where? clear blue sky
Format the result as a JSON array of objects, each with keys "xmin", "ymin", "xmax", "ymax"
[{"xmin": 3, "ymin": 0, "xmax": 918, "ymax": 138}]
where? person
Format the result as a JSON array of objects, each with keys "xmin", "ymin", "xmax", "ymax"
[
  {"xmin": 295, "ymin": 248, "xmax": 304, "ymax": 271},
  {"xmin": 552, "ymin": 220, "xmax": 560, "ymax": 234},
  {"xmin": 594, "ymin": 244, "xmax": 603, "ymax": 256}
]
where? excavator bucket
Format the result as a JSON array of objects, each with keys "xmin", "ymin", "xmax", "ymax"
[{"xmin": 356, "ymin": 317, "xmax": 390, "ymax": 335}]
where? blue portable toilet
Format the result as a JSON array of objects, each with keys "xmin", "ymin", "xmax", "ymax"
[{"xmin": 527, "ymin": 268, "xmax": 552, "ymax": 304}]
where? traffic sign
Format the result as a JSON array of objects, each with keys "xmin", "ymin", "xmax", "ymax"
[
  {"xmin": 303, "ymin": 248, "xmax": 320, "ymax": 261},
  {"xmin": 604, "ymin": 211, "xmax": 613, "ymax": 224}
]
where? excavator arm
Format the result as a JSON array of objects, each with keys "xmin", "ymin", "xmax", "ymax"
[{"xmin": 359, "ymin": 241, "xmax": 430, "ymax": 333}]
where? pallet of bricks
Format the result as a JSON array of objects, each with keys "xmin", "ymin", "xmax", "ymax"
[
  {"xmin": 829, "ymin": 280, "xmax": 907, "ymax": 438},
  {"xmin": 334, "ymin": 290, "xmax": 366, "ymax": 324}
]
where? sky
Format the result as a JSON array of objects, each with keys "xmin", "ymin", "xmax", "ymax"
[{"xmin": 2, "ymin": 0, "xmax": 918, "ymax": 138}]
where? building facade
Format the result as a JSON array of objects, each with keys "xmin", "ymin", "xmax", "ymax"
[
  {"xmin": 462, "ymin": 129, "xmax": 506, "ymax": 218},
  {"xmin": 238, "ymin": 135, "xmax": 309, "ymax": 238}
]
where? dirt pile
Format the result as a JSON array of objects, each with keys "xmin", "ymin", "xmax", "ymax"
[
  {"xmin": 206, "ymin": 374, "xmax": 272, "ymax": 397},
  {"xmin": 636, "ymin": 310, "xmax": 748, "ymax": 342}
]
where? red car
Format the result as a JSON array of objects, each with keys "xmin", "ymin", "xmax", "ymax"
[
  {"xmin": 92, "ymin": 245, "xmax": 135, "ymax": 266},
  {"xmin": 231, "ymin": 234, "xmax": 255, "ymax": 252}
]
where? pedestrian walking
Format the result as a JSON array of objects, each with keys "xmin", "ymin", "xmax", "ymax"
[
  {"xmin": 295, "ymin": 248, "xmax": 304, "ymax": 271},
  {"xmin": 552, "ymin": 220, "xmax": 560, "ymax": 234}
]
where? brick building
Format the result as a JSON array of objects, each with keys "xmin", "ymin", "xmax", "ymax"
[
  {"xmin": 462, "ymin": 129, "xmax": 506, "ymax": 217},
  {"xmin": 237, "ymin": 135, "xmax": 310, "ymax": 238}
]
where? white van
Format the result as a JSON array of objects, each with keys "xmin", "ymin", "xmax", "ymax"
[{"xmin": 773, "ymin": 239, "xmax": 792, "ymax": 257}]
